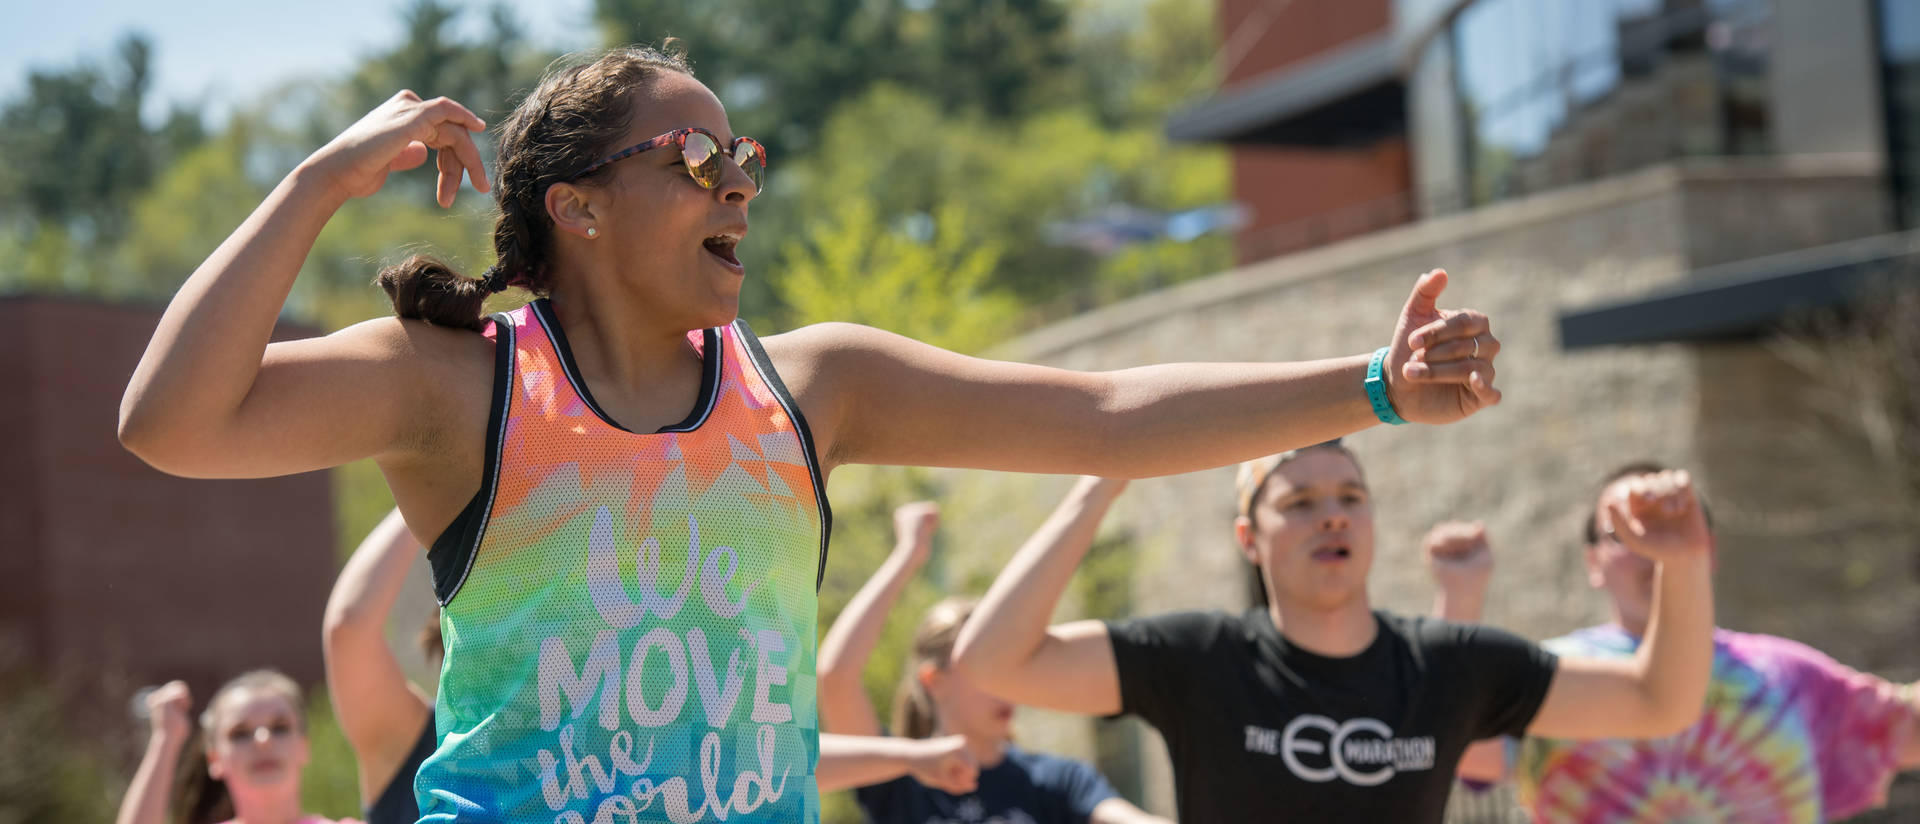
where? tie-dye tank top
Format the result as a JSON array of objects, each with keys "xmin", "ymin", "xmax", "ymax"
[
  {"xmin": 1513, "ymin": 625, "xmax": 1917, "ymax": 823},
  {"xmin": 415, "ymin": 299, "xmax": 831, "ymax": 824}
]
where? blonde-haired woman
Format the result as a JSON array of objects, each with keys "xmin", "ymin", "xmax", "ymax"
[
  {"xmin": 116, "ymin": 671, "xmax": 364, "ymax": 824},
  {"xmin": 817, "ymin": 501, "xmax": 1167, "ymax": 824}
]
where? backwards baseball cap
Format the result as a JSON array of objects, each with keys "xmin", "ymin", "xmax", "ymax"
[{"xmin": 1234, "ymin": 438, "xmax": 1352, "ymax": 519}]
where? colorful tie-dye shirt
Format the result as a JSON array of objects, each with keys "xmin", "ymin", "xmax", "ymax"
[
  {"xmin": 1512, "ymin": 625, "xmax": 1916, "ymax": 823},
  {"xmin": 414, "ymin": 300, "xmax": 831, "ymax": 823}
]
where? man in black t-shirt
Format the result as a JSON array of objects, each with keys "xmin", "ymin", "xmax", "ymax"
[{"xmin": 952, "ymin": 444, "xmax": 1717, "ymax": 823}]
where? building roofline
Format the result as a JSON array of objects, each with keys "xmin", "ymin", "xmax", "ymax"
[
  {"xmin": 1558, "ymin": 230, "xmax": 1920, "ymax": 349},
  {"xmin": 1165, "ymin": 32, "xmax": 1402, "ymax": 146}
]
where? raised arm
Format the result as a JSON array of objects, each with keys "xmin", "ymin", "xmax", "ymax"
[
  {"xmin": 817, "ymin": 502, "xmax": 939, "ymax": 737},
  {"xmin": 767, "ymin": 270, "xmax": 1503, "ymax": 477},
  {"xmin": 1423, "ymin": 521, "xmax": 1509, "ymax": 782},
  {"xmin": 950, "ymin": 477, "xmax": 1129, "ymax": 715},
  {"xmin": 815, "ymin": 733, "xmax": 978, "ymax": 795},
  {"xmin": 117, "ymin": 92, "xmax": 490, "ymax": 480},
  {"xmin": 115, "ymin": 682, "xmax": 192, "ymax": 824},
  {"xmin": 323, "ymin": 507, "xmax": 433, "ymax": 800},
  {"xmin": 1525, "ymin": 470, "xmax": 1714, "ymax": 740},
  {"xmin": 1425, "ymin": 520, "xmax": 1492, "ymax": 623}
]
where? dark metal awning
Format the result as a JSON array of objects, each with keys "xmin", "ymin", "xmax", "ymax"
[
  {"xmin": 1166, "ymin": 33, "xmax": 1405, "ymax": 148},
  {"xmin": 1558, "ymin": 231, "xmax": 1920, "ymax": 350}
]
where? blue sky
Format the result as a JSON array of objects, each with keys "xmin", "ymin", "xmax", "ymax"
[{"xmin": 4, "ymin": 0, "xmax": 596, "ymax": 123}]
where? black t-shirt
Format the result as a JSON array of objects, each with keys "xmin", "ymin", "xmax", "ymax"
[
  {"xmin": 854, "ymin": 745, "xmax": 1121, "ymax": 824},
  {"xmin": 1105, "ymin": 609, "xmax": 1556, "ymax": 824},
  {"xmin": 365, "ymin": 716, "xmax": 435, "ymax": 824}
]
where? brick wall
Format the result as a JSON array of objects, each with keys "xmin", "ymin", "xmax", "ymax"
[
  {"xmin": 0, "ymin": 297, "xmax": 337, "ymax": 732},
  {"xmin": 1212, "ymin": 0, "xmax": 1412, "ymax": 265}
]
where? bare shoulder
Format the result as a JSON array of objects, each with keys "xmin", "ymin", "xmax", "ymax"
[
  {"xmin": 340, "ymin": 315, "xmax": 508, "ymax": 532},
  {"xmin": 322, "ymin": 315, "xmax": 499, "ymax": 369},
  {"xmin": 755, "ymin": 323, "xmax": 878, "ymax": 469},
  {"xmin": 289, "ymin": 314, "xmax": 501, "ymax": 456},
  {"xmin": 753, "ymin": 322, "xmax": 1097, "ymax": 472},
  {"xmin": 757, "ymin": 321, "xmax": 901, "ymax": 360},
  {"xmin": 757, "ymin": 321, "xmax": 973, "ymax": 381}
]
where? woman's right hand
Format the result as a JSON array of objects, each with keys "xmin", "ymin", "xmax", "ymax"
[
  {"xmin": 145, "ymin": 680, "xmax": 194, "ymax": 745},
  {"xmin": 302, "ymin": 90, "xmax": 490, "ymax": 208}
]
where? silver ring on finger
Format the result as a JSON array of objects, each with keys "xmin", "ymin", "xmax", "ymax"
[{"xmin": 1470, "ymin": 335, "xmax": 1480, "ymax": 359}]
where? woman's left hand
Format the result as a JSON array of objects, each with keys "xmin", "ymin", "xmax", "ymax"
[{"xmin": 1383, "ymin": 269, "xmax": 1503, "ymax": 424}]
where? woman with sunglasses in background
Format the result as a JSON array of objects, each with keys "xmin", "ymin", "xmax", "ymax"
[
  {"xmin": 118, "ymin": 42, "xmax": 1505, "ymax": 823},
  {"xmin": 116, "ymin": 672, "xmax": 361, "ymax": 824}
]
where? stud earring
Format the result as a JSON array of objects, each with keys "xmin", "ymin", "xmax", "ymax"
[{"xmin": 586, "ymin": 227, "xmax": 598, "ymax": 238}]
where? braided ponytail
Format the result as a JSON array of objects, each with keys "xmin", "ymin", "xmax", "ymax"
[{"xmin": 375, "ymin": 256, "xmax": 500, "ymax": 331}]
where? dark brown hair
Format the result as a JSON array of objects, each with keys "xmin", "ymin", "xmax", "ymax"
[
  {"xmin": 418, "ymin": 607, "xmax": 444, "ymax": 662},
  {"xmin": 376, "ymin": 44, "xmax": 695, "ymax": 329},
  {"xmin": 890, "ymin": 597, "xmax": 977, "ymax": 740},
  {"xmin": 172, "ymin": 744, "xmax": 232, "ymax": 824}
]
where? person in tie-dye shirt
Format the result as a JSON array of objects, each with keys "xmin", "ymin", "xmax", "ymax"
[{"xmin": 1444, "ymin": 462, "xmax": 1920, "ymax": 823}]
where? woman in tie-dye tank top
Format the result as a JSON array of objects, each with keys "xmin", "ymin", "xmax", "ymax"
[{"xmin": 119, "ymin": 41, "xmax": 1509, "ymax": 824}]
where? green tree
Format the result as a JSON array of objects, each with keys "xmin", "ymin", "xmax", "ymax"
[
  {"xmin": 342, "ymin": 1, "xmax": 543, "ymax": 120},
  {"xmin": 324, "ymin": 1, "xmax": 556, "ymax": 203},
  {"xmin": 911, "ymin": 0, "xmax": 1073, "ymax": 118},
  {"xmin": 593, "ymin": 0, "xmax": 905, "ymax": 150},
  {"xmin": 776, "ymin": 198, "xmax": 1015, "ymax": 353},
  {"xmin": 593, "ymin": 0, "xmax": 1081, "ymax": 150},
  {"xmin": 120, "ymin": 123, "xmax": 269, "ymax": 297},
  {"xmin": 1069, "ymin": 0, "xmax": 1222, "ymax": 126},
  {"xmin": 299, "ymin": 686, "xmax": 364, "ymax": 819},
  {"xmin": 759, "ymin": 83, "xmax": 1230, "ymax": 317},
  {"xmin": 0, "ymin": 679, "xmax": 121, "ymax": 824},
  {"xmin": 0, "ymin": 35, "xmax": 152, "ymax": 239},
  {"xmin": 0, "ymin": 33, "xmax": 206, "ymax": 292}
]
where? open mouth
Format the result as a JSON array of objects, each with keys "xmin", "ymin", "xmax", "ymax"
[
  {"xmin": 702, "ymin": 233, "xmax": 743, "ymax": 269},
  {"xmin": 1310, "ymin": 544, "xmax": 1352, "ymax": 562}
]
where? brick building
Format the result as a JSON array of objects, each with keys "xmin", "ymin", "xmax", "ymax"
[{"xmin": 0, "ymin": 296, "xmax": 337, "ymax": 732}]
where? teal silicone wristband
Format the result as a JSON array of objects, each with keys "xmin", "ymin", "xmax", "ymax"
[{"xmin": 1365, "ymin": 346, "xmax": 1408, "ymax": 425}]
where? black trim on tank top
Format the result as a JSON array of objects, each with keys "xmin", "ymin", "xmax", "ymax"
[
  {"xmin": 529, "ymin": 298, "xmax": 721, "ymax": 434},
  {"xmin": 731, "ymin": 319, "xmax": 834, "ymax": 591},
  {"xmin": 428, "ymin": 312, "xmax": 515, "ymax": 606}
]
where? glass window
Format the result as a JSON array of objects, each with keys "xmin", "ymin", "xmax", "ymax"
[
  {"xmin": 1450, "ymin": 0, "xmax": 1774, "ymax": 207},
  {"xmin": 1878, "ymin": 0, "xmax": 1920, "ymax": 226}
]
